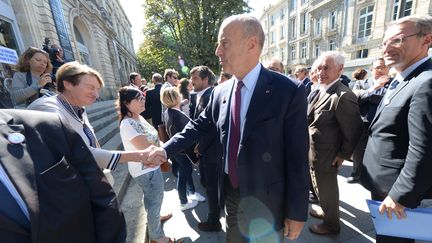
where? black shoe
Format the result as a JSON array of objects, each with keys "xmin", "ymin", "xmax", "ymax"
[
  {"xmin": 198, "ymin": 221, "xmax": 222, "ymax": 232},
  {"xmin": 346, "ymin": 176, "xmax": 360, "ymax": 184}
]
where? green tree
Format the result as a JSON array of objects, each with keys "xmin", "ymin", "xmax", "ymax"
[{"xmin": 137, "ymin": 0, "xmax": 250, "ymax": 78}]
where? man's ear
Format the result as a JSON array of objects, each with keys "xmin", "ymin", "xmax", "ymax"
[
  {"xmin": 247, "ymin": 36, "xmax": 258, "ymax": 51},
  {"xmin": 422, "ymin": 33, "xmax": 432, "ymax": 47}
]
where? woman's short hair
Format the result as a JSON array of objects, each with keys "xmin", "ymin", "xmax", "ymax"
[
  {"xmin": 16, "ymin": 47, "xmax": 52, "ymax": 73},
  {"xmin": 56, "ymin": 61, "xmax": 104, "ymax": 92},
  {"xmin": 161, "ymin": 87, "xmax": 181, "ymax": 108},
  {"xmin": 116, "ymin": 86, "xmax": 142, "ymax": 121}
]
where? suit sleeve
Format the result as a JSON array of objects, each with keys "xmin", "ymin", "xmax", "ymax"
[
  {"xmin": 335, "ymin": 91, "xmax": 363, "ymax": 159},
  {"xmin": 284, "ymin": 84, "xmax": 310, "ymax": 221},
  {"xmin": 389, "ymin": 79, "xmax": 432, "ymax": 207},
  {"xmin": 163, "ymin": 93, "xmax": 215, "ymax": 158},
  {"xmin": 60, "ymin": 119, "xmax": 126, "ymax": 243}
]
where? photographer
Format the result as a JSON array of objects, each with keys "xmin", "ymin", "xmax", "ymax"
[
  {"xmin": 42, "ymin": 38, "xmax": 65, "ymax": 81},
  {"xmin": 10, "ymin": 47, "xmax": 54, "ymax": 107}
]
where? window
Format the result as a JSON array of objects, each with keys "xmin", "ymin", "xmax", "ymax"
[
  {"xmin": 271, "ymin": 31, "xmax": 275, "ymax": 44},
  {"xmin": 271, "ymin": 51, "xmax": 275, "ymax": 58},
  {"xmin": 271, "ymin": 15, "xmax": 275, "ymax": 26},
  {"xmin": 301, "ymin": 42, "xmax": 307, "ymax": 59},
  {"xmin": 392, "ymin": 0, "xmax": 412, "ymax": 20},
  {"xmin": 315, "ymin": 17, "xmax": 322, "ymax": 35},
  {"xmin": 280, "ymin": 26, "xmax": 285, "ymax": 40},
  {"xmin": 356, "ymin": 49, "xmax": 369, "ymax": 58},
  {"xmin": 314, "ymin": 43, "xmax": 320, "ymax": 57},
  {"xmin": 281, "ymin": 47, "xmax": 285, "ymax": 62},
  {"xmin": 290, "ymin": 0, "xmax": 297, "ymax": 10},
  {"xmin": 291, "ymin": 18, "xmax": 297, "ymax": 39},
  {"xmin": 291, "ymin": 45, "xmax": 297, "ymax": 61},
  {"xmin": 330, "ymin": 11, "xmax": 337, "ymax": 30},
  {"xmin": 301, "ymin": 12, "xmax": 308, "ymax": 34},
  {"xmin": 329, "ymin": 39, "xmax": 336, "ymax": 50},
  {"xmin": 280, "ymin": 8, "xmax": 285, "ymax": 20},
  {"xmin": 358, "ymin": 6, "xmax": 374, "ymax": 39}
]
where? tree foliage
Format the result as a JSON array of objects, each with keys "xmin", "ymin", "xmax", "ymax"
[{"xmin": 137, "ymin": 0, "xmax": 250, "ymax": 78}]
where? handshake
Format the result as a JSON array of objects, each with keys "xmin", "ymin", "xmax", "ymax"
[{"xmin": 140, "ymin": 145, "xmax": 169, "ymax": 167}]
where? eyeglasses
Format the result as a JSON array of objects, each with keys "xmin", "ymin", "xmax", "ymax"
[
  {"xmin": 381, "ymin": 32, "xmax": 422, "ymax": 48},
  {"xmin": 372, "ymin": 66, "xmax": 387, "ymax": 70},
  {"xmin": 134, "ymin": 96, "xmax": 145, "ymax": 102}
]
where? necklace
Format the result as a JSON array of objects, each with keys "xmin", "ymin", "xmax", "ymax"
[
  {"xmin": 58, "ymin": 93, "xmax": 84, "ymax": 124},
  {"xmin": 57, "ymin": 93, "xmax": 98, "ymax": 147}
]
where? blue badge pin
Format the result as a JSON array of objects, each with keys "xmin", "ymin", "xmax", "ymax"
[{"xmin": 8, "ymin": 132, "xmax": 25, "ymax": 144}]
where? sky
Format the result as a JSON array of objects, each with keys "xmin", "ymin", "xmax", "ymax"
[{"xmin": 119, "ymin": 0, "xmax": 278, "ymax": 53}]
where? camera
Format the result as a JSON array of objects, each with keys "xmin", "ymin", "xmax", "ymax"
[{"xmin": 42, "ymin": 38, "xmax": 60, "ymax": 61}]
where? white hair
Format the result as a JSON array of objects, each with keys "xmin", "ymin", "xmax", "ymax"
[{"xmin": 316, "ymin": 51, "xmax": 345, "ymax": 66}]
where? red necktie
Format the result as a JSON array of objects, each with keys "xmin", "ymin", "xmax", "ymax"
[{"xmin": 228, "ymin": 81, "xmax": 243, "ymax": 188}]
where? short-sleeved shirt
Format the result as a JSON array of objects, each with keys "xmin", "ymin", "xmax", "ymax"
[{"xmin": 120, "ymin": 117, "xmax": 160, "ymax": 177}]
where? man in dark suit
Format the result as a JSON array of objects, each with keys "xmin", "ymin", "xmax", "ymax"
[
  {"xmin": 147, "ymin": 14, "xmax": 309, "ymax": 242},
  {"xmin": 361, "ymin": 15, "xmax": 432, "ymax": 243},
  {"xmin": 0, "ymin": 109, "xmax": 125, "ymax": 243},
  {"xmin": 348, "ymin": 58, "xmax": 390, "ymax": 184},
  {"xmin": 189, "ymin": 65, "xmax": 223, "ymax": 232},
  {"xmin": 295, "ymin": 65, "xmax": 312, "ymax": 95},
  {"xmin": 308, "ymin": 51, "xmax": 363, "ymax": 235},
  {"xmin": 145, "ymin": 73, "xmax": 164, "ymax": 130}
]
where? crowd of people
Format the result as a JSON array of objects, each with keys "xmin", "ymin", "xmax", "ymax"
[{"xmin": 0, "ymin": 12, "xmax": 431, "ymax": 243}]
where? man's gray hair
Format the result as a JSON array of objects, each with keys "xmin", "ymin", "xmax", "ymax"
[
  {"xmin": 391, "ymin": 15, "xmax": 432, "ymax": 35},
  {"xmin": 222, "ymin": 14, "xmax": 265, "ymax": 51},
  {"xmin": 317, "ymin": 51, "xmax": 345, "ymax": 66}
]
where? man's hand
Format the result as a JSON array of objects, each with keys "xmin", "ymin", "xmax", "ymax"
[
  {"xmin": 372, "ymin": 75, "xmax": 391, "ymax": 90},
  {"xmin": 331, "ymin": 156, "xmax": 344, "ymax": 169},
  {"xmin": 194, "ymin": 144, "xmax": 201, "ymax": 156},
  {"xmin": 146, "ymin": 145, "xmax": 168, "ymax": 166},
  {"xmin": 284, "ymin": 219, "xmax": 304, "ymax": 240},
  {"xmin": 379, "ymin": 196, "xmax": 406, "ymax": 220}
]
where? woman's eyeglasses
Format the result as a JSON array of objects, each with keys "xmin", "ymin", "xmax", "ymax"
[{"xmin": 134, "ymin": 96, "xmax": 145, "ymax": 102}]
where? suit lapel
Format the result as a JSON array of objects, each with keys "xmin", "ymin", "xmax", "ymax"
[
  {"xmin": 308, "ymin": 80, "xmax": 340, "ymax": 116},
  {"xmin": 241, "ymin": 69, "xmax": 273, "ymax": 143},
  {"xmin": 371, "ymin": 59, "xmax": 432, "ymax": 127},
  {"xmin": 0, "ymin": 120, "xmax": 39, "ymax": 241}
]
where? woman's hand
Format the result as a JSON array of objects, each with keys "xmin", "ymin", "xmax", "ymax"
[{"xmin": 39, "ymin": 73, "xmax": 52, "ymax": 87}]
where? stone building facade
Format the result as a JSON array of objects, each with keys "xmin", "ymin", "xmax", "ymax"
[
  {"xmin": 260, "ymin": 0, "xmax": 432, "ymax": 75},
  {"xmin": 0, "ymin": 0, "xmax": 136, "ymax": 99}
]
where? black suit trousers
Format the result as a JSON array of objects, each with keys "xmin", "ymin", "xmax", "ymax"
[{"xmin": 202, "ymin": 160, "xmax": 220, "ymax": 223}]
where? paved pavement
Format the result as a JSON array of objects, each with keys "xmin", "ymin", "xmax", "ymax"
[{"xmin": 121, "ymin": 161, "xmax": 431, "ymax": 243}]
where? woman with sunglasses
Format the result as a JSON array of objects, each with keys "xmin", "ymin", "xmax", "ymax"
[{"xmin": 118, "ymin": 86, "xmax": 173, "ymax": 243}]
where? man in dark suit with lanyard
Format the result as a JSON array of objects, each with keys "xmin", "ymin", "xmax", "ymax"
[
  {"xmin": 0, "ymin": 109, "xmax": 125, "ymax": 243},
  {"xmin": 147, "ymin": 14, "xmax": 309, "ymax": 242},
  {"xmin": 361, "ymin": 15, "xmax": 432, "ymax": 243},
  {"xmin": 189, "ymin": 65, "xmax": 223, "ymax": 232}
]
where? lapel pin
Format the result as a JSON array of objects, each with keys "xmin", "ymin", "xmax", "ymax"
[
  {"xmin": 8, "ymin": 132, "xmax": 25, "ymax": 144},
  {"xmin": 265, "ymin": 90, "xmax": 270, "ymax": 94}
]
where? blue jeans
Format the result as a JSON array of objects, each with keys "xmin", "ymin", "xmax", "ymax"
[
  {"xmin": 173, "ymin": 154, "xmax": 195, "ymax": 204},
  {"xmin": 135, "ymin": 168, "xmax": 165, "ymax": 240}
]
